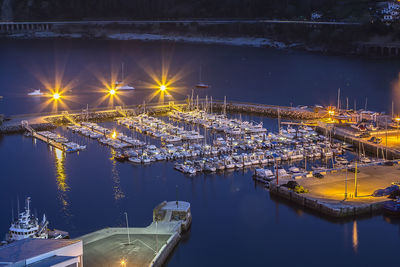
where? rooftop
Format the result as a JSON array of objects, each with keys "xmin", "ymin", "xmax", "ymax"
[{"xmin": 0, "ymin": 238, "xmax": 80, "ymax": 264}]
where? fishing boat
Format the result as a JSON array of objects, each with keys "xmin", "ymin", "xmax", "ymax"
[
  {"xmin": 27, "ymin": 89, "xmax": 44, "ymax": 96},
  {"xmin": 153, "ymin": 201, "xmax": 192, "ymax": 231},
  {"xmin": 4, "ymin": 197, "xmax": 68, "ymax": 244}
]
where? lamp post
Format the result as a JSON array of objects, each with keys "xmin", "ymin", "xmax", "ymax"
[{"xmin": 124, "ymin": 212, "xmax": 130, "ymax": 245}]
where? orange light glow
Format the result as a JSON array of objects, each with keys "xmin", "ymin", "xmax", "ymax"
[
  {"xmin": 109, "ymin": 89, "xmax": 116, "ymax": 96},
  {"xmin": 395, "ymin": 117, "xmax": 400, "ymax": 122},
  {"xmin": 111, "ymin": 131, "xmax": 117, "ymax": 139},
  {"xmin": 160, "ymin": 84, "xmax": 167, "ymax": 91}
]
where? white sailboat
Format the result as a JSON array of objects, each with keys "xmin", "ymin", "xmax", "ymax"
[
  {"xmin": 27, "ymin": 89, "xmax": 44, "ymax": 96},
  {"xmin": 115, "ymin": 63, "xmax": 135, "ymax": 90},
  {"xmin": 195, "ymin": 66, "xmax": 209, "ymax": 89}
]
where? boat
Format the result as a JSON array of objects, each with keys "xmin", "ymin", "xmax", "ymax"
[
  {"xmin": 115, "ymin": 63, "xmax": 135, "ymax": 90},
  {"xmin": 153, "ymin": 201, "xmax": 192, "ymax": 231},
  {"xmin": 115, "ymin": 82, "xmax": 135, "ymax": 90},
  {"xmin": 4, "ymin": 197, "xmax": 69, "ymax": 244},
  {"xmin": 195, "ymin": 66, "xmax": 209, "ymax": 88},
  {"xmin": 27, "ymin": 89, "xmax": 44, "ymax": 96},
  {"xmin": 195, "ymin": 83, "xmax": 209, "ymax": 89}
]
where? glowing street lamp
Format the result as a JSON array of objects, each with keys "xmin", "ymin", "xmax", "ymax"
[
  {"xmin": 109, "ymin": 89, "xmax": 116, "ymax": 96},
  {"xmin": 120, "ymin": 259, "xmax": 126, "ymax": 266},
  {"xmin": 160, "ymin": 84, "xmax": 167, "ymax": 92},
  {"xmin": 53, "ymin": 93, "xmax": 61, "ymax": 100}
]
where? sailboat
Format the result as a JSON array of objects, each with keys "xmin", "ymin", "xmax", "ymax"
[
  {"xmin": 115, "ymin": 63, "xmax": 135, "ymax": 90},
  {"xmin": 195, "ymin": 66, "xmax": 209, "ymax": 89},
  {"xmin": 27, "ymin": 89, "xmax": 44, "ymax": 96}
]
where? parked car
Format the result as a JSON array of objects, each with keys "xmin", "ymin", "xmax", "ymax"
[
  {"xmin": 374, "ymin": 138, "xmax": 382, "ymax": 144},
  {"xmin": 313, "ymin": 173, "xmax": 324, "ymax": 179},
  {"xmin": 349, "ymin": 168, "xmax": 360, "ymax": 173}
]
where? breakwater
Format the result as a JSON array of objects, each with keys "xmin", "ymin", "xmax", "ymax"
[
  {"xmin": 0, "ymin": 122, "xmax": 56, "ymax": 134},
  {"xmin": 0, "ymin": 99, "xmax": 323, "ymax": 135},
  {"xmin": 212, "ymin": 101, "xmax": 323, "ymax": 120},
  {"xmin": 269, "ymin": 183, "xmax": 385, "ymax": 218}
]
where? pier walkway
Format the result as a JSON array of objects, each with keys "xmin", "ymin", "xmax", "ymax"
[{"xmin": 21, "ymin": 120, "xmax": 66, "ymax": 152}]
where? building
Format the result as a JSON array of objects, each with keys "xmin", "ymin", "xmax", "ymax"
[
  {"xmin": 311, "ymin": 12, "xmax": 323, "ymax": 21},
  {"xmin": 0, "ymin": 238, "xmax": 83, "ymax": 267},
  {"xmin": 380, "ymin": 1, "xmax": 400, "ymax": 22}
]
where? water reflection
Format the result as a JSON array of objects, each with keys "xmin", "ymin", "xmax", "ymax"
[
  {"xmin": 110, "ymin": 149, "xmax": 125, "ymax": 201},
  {"xmin": 352, "ymin": 220, "xmax": 358, "ymax": 253},
  {"xmin": 54, "ymin": 148, "xmax": 70, "ymax": 212}
]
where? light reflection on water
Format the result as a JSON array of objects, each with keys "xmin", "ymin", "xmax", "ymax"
[
  {"xmin": 353, "ymin": 220, "xmax": 359, "ymax": 253},
  {"xmin": 54, "ymin": 148, "xmax": 70, "ymax": 212},
  {"xmin": 110, "ymin": 149, "xmax": 125, "ymax": 202}
]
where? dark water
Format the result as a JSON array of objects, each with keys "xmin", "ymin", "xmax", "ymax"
[
  {"xmin": 1, "ymin": 40, "xmax": 400, "ymax": 266},
  {"xmin": 1, "ymin": 39, "xmax": 400, "ymax": 115}
]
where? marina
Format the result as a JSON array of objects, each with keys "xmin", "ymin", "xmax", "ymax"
[{"xmin": 2, "ymin": 39, "xmax": 400, "ymax": 266}]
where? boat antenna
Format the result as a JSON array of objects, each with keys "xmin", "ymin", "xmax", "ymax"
[
  {"xmin": 121, "ymin": 62, "xmax": 125, "ymax": 81},
  {"xmin": 365, "ymin": 97, "xmax": 368, "ymax": 111},
  {"xmin": 11, "ymin": 200, "xmax": 14, "ymax": 222},
  {"xmin": 176, "ymin": 185, "xmax": 179, "ymax": 208},
  {"xmin": 224, "ymin": 96, "xmax": 227, "ymax": 115},
  {"xmin": 337, "ymin": 88, "xmax": 340, "ymax": 111},
  {"xmin": 17, "ymin": 196, "xmax": 20, "ymax": 216}
]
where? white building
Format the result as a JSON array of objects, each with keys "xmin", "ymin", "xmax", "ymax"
[{"xmin": 0, "ymin": 238, "xmax": 83, "ymax": 267}]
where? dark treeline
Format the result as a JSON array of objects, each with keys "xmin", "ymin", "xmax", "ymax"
[{"xmin": 5, "ymin": 0, "xmax": 373, "ymax": 21}]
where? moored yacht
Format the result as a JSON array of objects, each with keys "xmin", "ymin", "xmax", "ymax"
[{"xmin": 27, "ymin": 89, "xmax": 44, "ymax": 96}]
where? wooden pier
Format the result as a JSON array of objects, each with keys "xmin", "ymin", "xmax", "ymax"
[{"xmin": 21, "ymin": 120, "xmax": 66, "ymax": 152}]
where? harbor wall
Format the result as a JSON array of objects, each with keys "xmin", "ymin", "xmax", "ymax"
[
  {"xmin": 0, "ymin": 122, "xmax": 56, "ymax": 134},
  {"xmin": 211, "ymin": 101, "xmax": 323, "ymax": 120},
  {"xmin": 150, "ymin": 232, "xmax": 180, "ymax": 267},
  {"xmin": 1, "ymin": 99, "xmax": 324, "ymax": 135},
  {"xmin": 269, "ymin": 183, "xmax": 384, "ymax": 218},
  {"xmin": 316, "ymin": 125, "xmax": 400, "ymax": 160}
]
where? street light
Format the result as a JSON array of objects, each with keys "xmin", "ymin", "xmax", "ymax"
[
  {"xmin": 53, "ymin": 93, "xmax": 60, "ymax": 100},
  {"xmin": 109, "ymin": 89, "xmax": 116, "ymax": 96},
  {"xmin": 160, "ymin": 84, "xmax": 167, "ymax": 92}
]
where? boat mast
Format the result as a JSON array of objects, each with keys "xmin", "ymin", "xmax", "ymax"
[
  {"xmin": 337, "ymin": 88, "xmax": 340, "ymax": 111},
  {"xmin": 199, "ymin": 66, "xmax": 202, "ymax": 83}
]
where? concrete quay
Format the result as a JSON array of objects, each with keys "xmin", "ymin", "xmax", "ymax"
[
  {"xmin": 79, "ymin": 222, "xmax": 183, "ymax": 267},
  {"xmin": 269, "ymin": 164, "xmax": 400, "ymax": 218}
]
